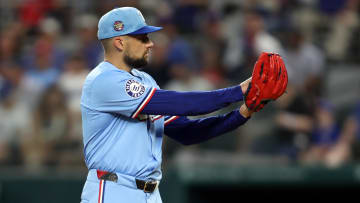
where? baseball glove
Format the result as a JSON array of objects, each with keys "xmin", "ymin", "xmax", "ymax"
[{"xmin": 244, "ymin": 52, "xmax": 288, "ymax": 112}]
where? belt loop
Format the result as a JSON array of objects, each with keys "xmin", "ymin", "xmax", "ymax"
[
  {"xmin": 97, "ymin": 170, "xmax": 118, "ymax": 183},
  {"xmin": 144, "ymin": 181, "xmax": 149, "ymax": 193}
]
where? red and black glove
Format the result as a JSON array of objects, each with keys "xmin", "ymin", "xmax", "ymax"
[{"xmin": 244, "ymin": 52, "xmax": 288, "ymax": 112}]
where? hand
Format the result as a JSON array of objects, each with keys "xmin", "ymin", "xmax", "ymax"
[
  {"xmin": 239, "ymin": 103, "xmax": 253, "ymax": 118},
  {"xmin": 240, "ymin": 77, "xmax": 251, "ymax": 94},
  {"xmin": 244, "ymin": 52, "xmax": 288, "ymax": 112}
]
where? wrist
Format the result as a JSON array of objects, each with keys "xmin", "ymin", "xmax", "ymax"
[{"xmin": 239, "ymin": 104, "xmax": 253, "ymax": 118}]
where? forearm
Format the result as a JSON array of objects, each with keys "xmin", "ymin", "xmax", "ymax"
[
  {"xmin": 164, "ymin": 110, "xmax": 249, "ymax": 145},
  {"xmin": 141, "ymin": 86, "xmax": 243, "ymax": 116}
]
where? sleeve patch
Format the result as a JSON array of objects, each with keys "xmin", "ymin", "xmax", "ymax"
[{"xmin": 125, "ymin": 79, "xmax": 146, "ymax": 98}]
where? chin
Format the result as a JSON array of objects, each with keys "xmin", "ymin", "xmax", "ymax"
[{"xmin": 144, "ymin": 56, "xmax": 150, "ymax": 63}]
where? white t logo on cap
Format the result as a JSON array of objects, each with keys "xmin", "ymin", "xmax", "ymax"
[{"xmin": 137, "ymin": 10, "xmax": 145, "ymax": 23}]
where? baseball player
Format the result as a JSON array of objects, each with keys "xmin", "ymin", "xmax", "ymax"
[{"xmin": 80, "ymin": 7, "xmax": 288, "ymax": 203}]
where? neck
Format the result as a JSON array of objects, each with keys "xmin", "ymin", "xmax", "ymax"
[{"xmin": 104, "ymin": 54, "xmax": 131, "ymax": 72}]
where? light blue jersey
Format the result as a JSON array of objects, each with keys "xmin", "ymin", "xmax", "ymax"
[{"xmin": 81, "ymin": 61, "xmax": 163, "ymax": 181}]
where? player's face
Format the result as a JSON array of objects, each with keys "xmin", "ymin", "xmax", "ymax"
[{"xmin": 123, "ymin": 34, "xmax": 154, "ymax": 68}]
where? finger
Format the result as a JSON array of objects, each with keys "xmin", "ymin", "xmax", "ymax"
[{"xmin": 240, "ymin": 77, "xmax": 252, "ymax": 86}]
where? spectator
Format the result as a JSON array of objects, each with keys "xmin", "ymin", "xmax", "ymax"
[
  {"xmin": 73, "ymin": 14, "xmax": 103, "ymax": 70},
  {"xmin": 58, "ymin": 55, "xmax": 89, "ymax": 139},
  {"xmin": 21, "ymin": 85, "xmax": 81, "ymax": 168},
  {"xmin": 143, "ymin": 32, "xmax": 172, "ymax": 88},
  {"xmin": 21, "ymin": 17, "xmax": 67, "ymax": 71},
  {"xmin": 252, "ymin": 85, "xmax": 314, "ymax": 161},
  {"xmin": 0, "ymin": 88, "xmax": 30, "ymax": 165},
  {"xmin": 19, "ymin": 34, "xmax": 62, "ymax": 108},
  {"xmin": 160, "ymin": 16, "xmax": 210, "ymax": 91},
  {"xmin": 323, "ymin": 0, "xmax": 359, "ymax": 62},
  {"xmin": 282, "ymin": 28, "xmax": 325, "ymax": 92},
  {"xmin": 300, "ymin": 100, "xmax": 341, "ymax": 166},
  {"xmin": 197, "ymin": 12, "xmax": 228, "ymax": 88},
  {"xmin": 58, "ymin": 55, "xmax": 89, "ymax": 114},
  {"xmin": 18, "ymin": 0, "xmax": 55, "ymax": 29},
  {"xmin": 325, "ymin": 101, "xmax": 360, "ymax": 167},
  {"xmin": 223, "ymin": 10, "xmax": 283, "ymax": 81},
  {"xmin": 200, "ymin": 44, "xmax": 228, "ymax": 89},
  {"xmin": 0, "ymin": 25, "xmax": 24, "ymax": 101}
]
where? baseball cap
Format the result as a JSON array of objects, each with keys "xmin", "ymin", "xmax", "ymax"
[{"xmin": 97, "ymin": 7, "xmax": 162, "ymax": 40}]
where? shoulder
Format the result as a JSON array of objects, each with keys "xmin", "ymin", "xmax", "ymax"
[
  {"xmin": 133, "ymin": 69, "xmax": 155, "ymax": 80},
  {"xmin": 142, "ymin": 71, "xmax": 155, "ymax": 81},
  {"xmin": 83, "ymin": 64, "xmax": 139, "ymax": 100},
  {"xmin": 132, "ymin": 69, "xmax": 159, "ymax": 87}
]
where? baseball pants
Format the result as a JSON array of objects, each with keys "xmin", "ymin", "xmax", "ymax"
[{"xmin": 81, "ymin": 169, "xmax": 162, "ymax": 203}]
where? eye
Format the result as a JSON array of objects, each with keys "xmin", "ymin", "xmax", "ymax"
[
  {"xmin": 140, "ymin": 36, "xmax": 150, "ymax": 43},
  {"xmin": 130, "ymin": 35, "xmax": 150, "ymax": 43},
  {"xmin": 133, "ymin": 35, "xmax": 149, "ymax": 43}
]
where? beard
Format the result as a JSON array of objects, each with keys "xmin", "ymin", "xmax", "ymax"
[{"xmin": 123, "ymin": 51, "xmax": 148, "ymax": 69}]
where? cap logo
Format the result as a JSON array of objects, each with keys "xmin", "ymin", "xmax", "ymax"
[{"xmin": 113, "ymin": 21, "xmax": 124, "ymax": 31}]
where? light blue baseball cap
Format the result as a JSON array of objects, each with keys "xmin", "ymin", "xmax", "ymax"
[{"xmin": 97, "ymin": 7, "xmax": 163, "ymax": 40}]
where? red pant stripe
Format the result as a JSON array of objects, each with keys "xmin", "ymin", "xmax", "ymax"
[{"xmin": 98, "ymin": 180, "xmax": 105, "ymax": 203}]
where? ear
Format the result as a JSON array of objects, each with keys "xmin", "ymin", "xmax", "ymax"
[{"xmin": 113, "ymin": 36, "xmax": 125, "ymax": 51}]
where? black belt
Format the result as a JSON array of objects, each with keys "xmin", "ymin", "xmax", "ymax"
[
  {"xmin": 135, "ymin": 179, "xmax": 158, "ymax": 193},
  {"xmin": 96, "ymin": 170, "xmax": 158, "ymax": 193}
]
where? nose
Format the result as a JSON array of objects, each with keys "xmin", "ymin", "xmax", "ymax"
[{"xmin": 146, "ymin": 40, "xmax": 154, "ymax": 48}]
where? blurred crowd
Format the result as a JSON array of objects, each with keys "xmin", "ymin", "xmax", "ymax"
[{"xmin": 0, "ymin": 0, "xmax": 360, "ymax": 171}]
